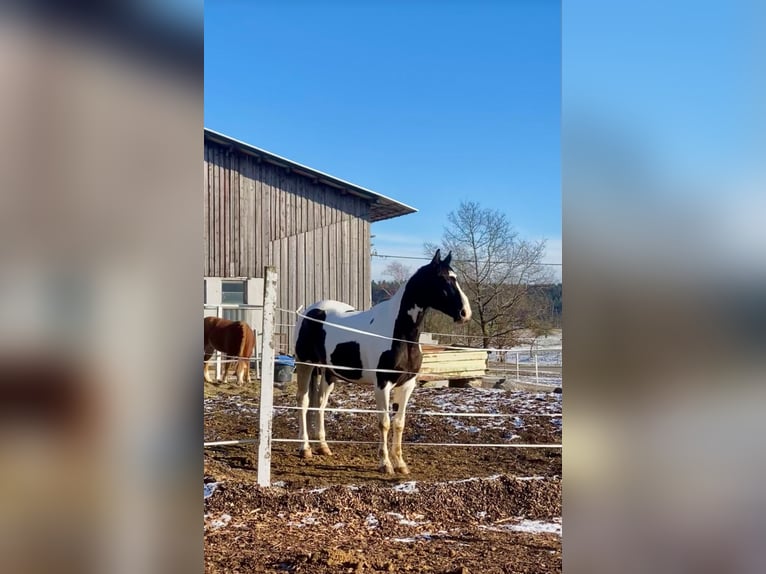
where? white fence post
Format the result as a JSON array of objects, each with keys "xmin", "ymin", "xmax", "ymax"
[
  {"xmin": 216, "ymin": 304, "xmax": 223, "ymax": 381},
  {"xmin": 515, "ymin": 352, "xmax": 520, "ymax": 381},
  {"xmin": 257, "ymin": 267, "xmax": 278, "ymax": 487},
  {"xmin": 534, "ymin": 351, "xmax": 539, "ymax": 383}
]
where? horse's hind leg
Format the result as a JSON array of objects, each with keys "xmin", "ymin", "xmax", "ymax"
[
  {"xmin": 235, "ymin": 358, "xmax": 249, "ymax": 385},
  {"xmin": 315, "ymin": 373, "xmax": 335, "ymax": 456},
  {"xmin": 219, "ymin": 356, "xmax": 233, "ymax": 383},
  {"xmin": 295, "ymin": 363, "xmax": 314, "ymax": 458},
  {"xmin": 235, "ymin": 324, "xmax": 254, "ymax": 385},
  {"xmin": 203, "ymin": 345, "xmax": 215, "ymax": 383}
]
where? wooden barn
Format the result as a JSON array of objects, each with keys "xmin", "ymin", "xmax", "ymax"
[{"xmin": 203, "ymin": 128, "xmax": 416, "ymax": 352}]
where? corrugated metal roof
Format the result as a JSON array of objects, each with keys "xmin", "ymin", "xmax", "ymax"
[{"xmin": 204, "ymin": 128, "xmax": 417, "ymax": 223}]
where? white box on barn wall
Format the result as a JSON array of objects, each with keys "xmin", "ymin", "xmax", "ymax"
[
  {"xmin": 204, "ymin": 277, "xmax": 222, "ymax": 317},
  {"xmin": 246, "ymin": 278, "xmax": 265, "ymax": 340},
  {"xmin": 246, "ymin": 278, "xmax": 263, "ymax": 306}
]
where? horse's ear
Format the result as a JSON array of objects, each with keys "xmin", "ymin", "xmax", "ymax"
[
  {"xmin": 443, "ymin": 251, "xmax": 452, "ymax": 266},
  {"xmin": 430, "ymin": 249, "xmax": 441, "ymax": 266}
]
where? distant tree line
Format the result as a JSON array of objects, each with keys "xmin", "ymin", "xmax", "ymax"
[
  {"xmin": 370, "ymin": 201, "xmax": 562, "ymax": 349},
  {"xmin": 371, "ymin": 279, "xmax": 561, "ymax": 330},
  {"xmin": 530, "ymin": 283, "xmax": 562, "ymax": 325}
]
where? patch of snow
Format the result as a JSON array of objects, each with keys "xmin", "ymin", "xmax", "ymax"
[
  {"xmin": 287, "ymin": 514, "xmax": 320, "ymax": 528},
  {"xmin": 332, "ymin": 522, "xmax": 345, "ymax": 529},
  {"xmin": 204, "ymin": 481, "xmax": 222, "ymax": 499},
  {"xmin": 507, "ymin": 519, "xmax": 561, "ymax": 535},
  {"xmin": 208, "ymin": 513, "xmax": 231, "ymax": 530},
  {"xmin": 391, "ymin": 528, "xmax": 459, "ymax": 543},
  {"xmin": 476, "ymin": 511, "xmax": 487, "ymax": 519},
  {"xmin": 448, "ymin": 474, "xmax": 502, "ymax": 485},
  {"xmin": 387, "ymin": 512, "xmax": 425, "ymax": 527},
  {"xmin": 480, "ymin": 518, "xmax": 562, "ymax": 537},
  {"xmin": 392, "ymin": 481, "xmax": 418, "ymax": 493},
  {"xmin": 446, "ymin": 418, "xmax": 482, "ymax": 433},
  {"xmin": 365, "ymin": 514, "xmax": 379, "ymax": 529},
  {"xmin": 272, "ymin": 480, "xmax": 287, "ymax": 488}
]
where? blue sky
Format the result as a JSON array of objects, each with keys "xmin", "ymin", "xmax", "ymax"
[
  {"xmin": 563, "ymin": 0, "xmax": 764, "ymax": 284},
  {"xmin": 205, "ymin": 0, "xmax": 561, "ymax": 280}
]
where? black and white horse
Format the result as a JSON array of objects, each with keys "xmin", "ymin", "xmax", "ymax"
[{"xmin": 293, "ymin": 249, "xmax": 472, "ymax": 475}]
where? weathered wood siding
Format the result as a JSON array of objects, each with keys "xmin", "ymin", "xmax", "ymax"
[{"xmin": 204, "ymin": 140, "xmax": 372, "ymax": 350}]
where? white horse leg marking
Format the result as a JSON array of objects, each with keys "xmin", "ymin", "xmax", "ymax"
[
  {"xmin": 235, "ymin": 358, "xmax": 247, "ymax": 385},
  {"xmin": 203, "ymin": 356, "xmax": 213, "ymax": 383},
  {"xmin": 316, "ymin": 377, "xmax": 334, "ymax": 456},
  {"xmin": 390, "ymin": 377, "xmax": 416, "ymax": 475},
  {"xmin": 219, "ymin": 356, "xmax": 232, "ymax": 383},
  {"xmin": 295, "ymin": 363, "xmax": 314, "ymax": 458},
  {"xmin": 374, "ymin": 381, "xmax": 394, "ymax": 474}
]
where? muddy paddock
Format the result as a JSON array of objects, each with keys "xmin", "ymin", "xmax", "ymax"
[{"xmin": 204, "ymin": 378, "xmax": 562, "ymax": 573}]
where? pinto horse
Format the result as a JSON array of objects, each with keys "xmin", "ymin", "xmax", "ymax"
[
  {"xmin": 293, "ymin": 249, "xmax": 472, "ymax": 475},
  {"xmin": 203, "ymin": 316, "xmax": 256, "ymax": 385}
]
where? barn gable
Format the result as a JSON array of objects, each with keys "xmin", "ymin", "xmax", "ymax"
[{"xmin": 203, "ymin": 128, "xmax": 417, "ymax": 351}]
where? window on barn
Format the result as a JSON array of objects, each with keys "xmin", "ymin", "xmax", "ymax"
[{"xmin": 221, "ymin": 280, "xmax": 246, "ymax": 304}]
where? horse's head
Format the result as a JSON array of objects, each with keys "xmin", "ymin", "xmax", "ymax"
[{"xmin": 409, "ymin": 249, "xmax": 472, "ymax": 323}]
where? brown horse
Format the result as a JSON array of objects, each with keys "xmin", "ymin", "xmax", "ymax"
[{"xmin": 203, "ymin": 316, "xmax": 256, "ymax": 385}]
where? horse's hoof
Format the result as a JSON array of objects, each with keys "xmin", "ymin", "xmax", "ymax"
[
  {"xmin": 394, "ymin": 465, "xmax": 410, "ymax": 476},
  {"xmin": 299, "ymin": 448, "xmax": 313, "ymax": 459},
  {"xmin": 317, "ymin": 445, "xmax": 333, "ymax": 456},
  {"xmin": 378, "ymin": 464, "xmax": 395, "ymax": 475}
]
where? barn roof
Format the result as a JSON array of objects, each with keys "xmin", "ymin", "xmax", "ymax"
[{"xmin": 204, "ymin": 128, "xmax": 417, "ymax": 222}]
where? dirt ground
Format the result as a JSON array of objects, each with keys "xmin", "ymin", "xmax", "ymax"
[{"xmin": 204, "ymin": 377, "xmax": 562, "ymax": 573}]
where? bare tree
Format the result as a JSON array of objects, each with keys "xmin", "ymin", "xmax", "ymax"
[
  {"xmin": 383, "ymin": 260, "xmax": 411, "ymax": 285},
  {"xmin": 380, "ymin": 260, "xmax": 411, "ymax": 298},
  {"xmin": 425, "ymin": 201, "xmax": 553, "ymax": 349}
]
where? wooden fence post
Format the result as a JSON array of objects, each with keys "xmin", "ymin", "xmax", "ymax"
[{"xmin": 257, "ymin": 267, "xmax": 278, "ymax": 487}]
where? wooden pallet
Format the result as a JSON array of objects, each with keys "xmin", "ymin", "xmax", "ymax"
[{"xmin": 418, "ymin": 347, "xmax": 488, "ymax": 382}]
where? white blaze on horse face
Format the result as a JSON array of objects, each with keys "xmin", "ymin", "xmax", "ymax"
[
  {"xmin": 407, "ymin": 305, "xmax": 422, "ymax": 324},
  {"xmin": 450, "ymin": 271, "xmax": 472, "ymax": 323}
]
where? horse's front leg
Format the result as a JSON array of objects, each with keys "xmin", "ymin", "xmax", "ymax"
[
  {"xmin": 390, "ymin": 377, "xmax": 417, "ymax": 475},
  {"xmin": 374, "ymin": 381, "xmax": 394, "ymax": 475},
  {"xmin": 295, "ymin": 363, "xmax": 314, "ymax": 458},
  {"xmin": 315, "ymin": 374, "xmax": 335, "ymax": 456}
]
